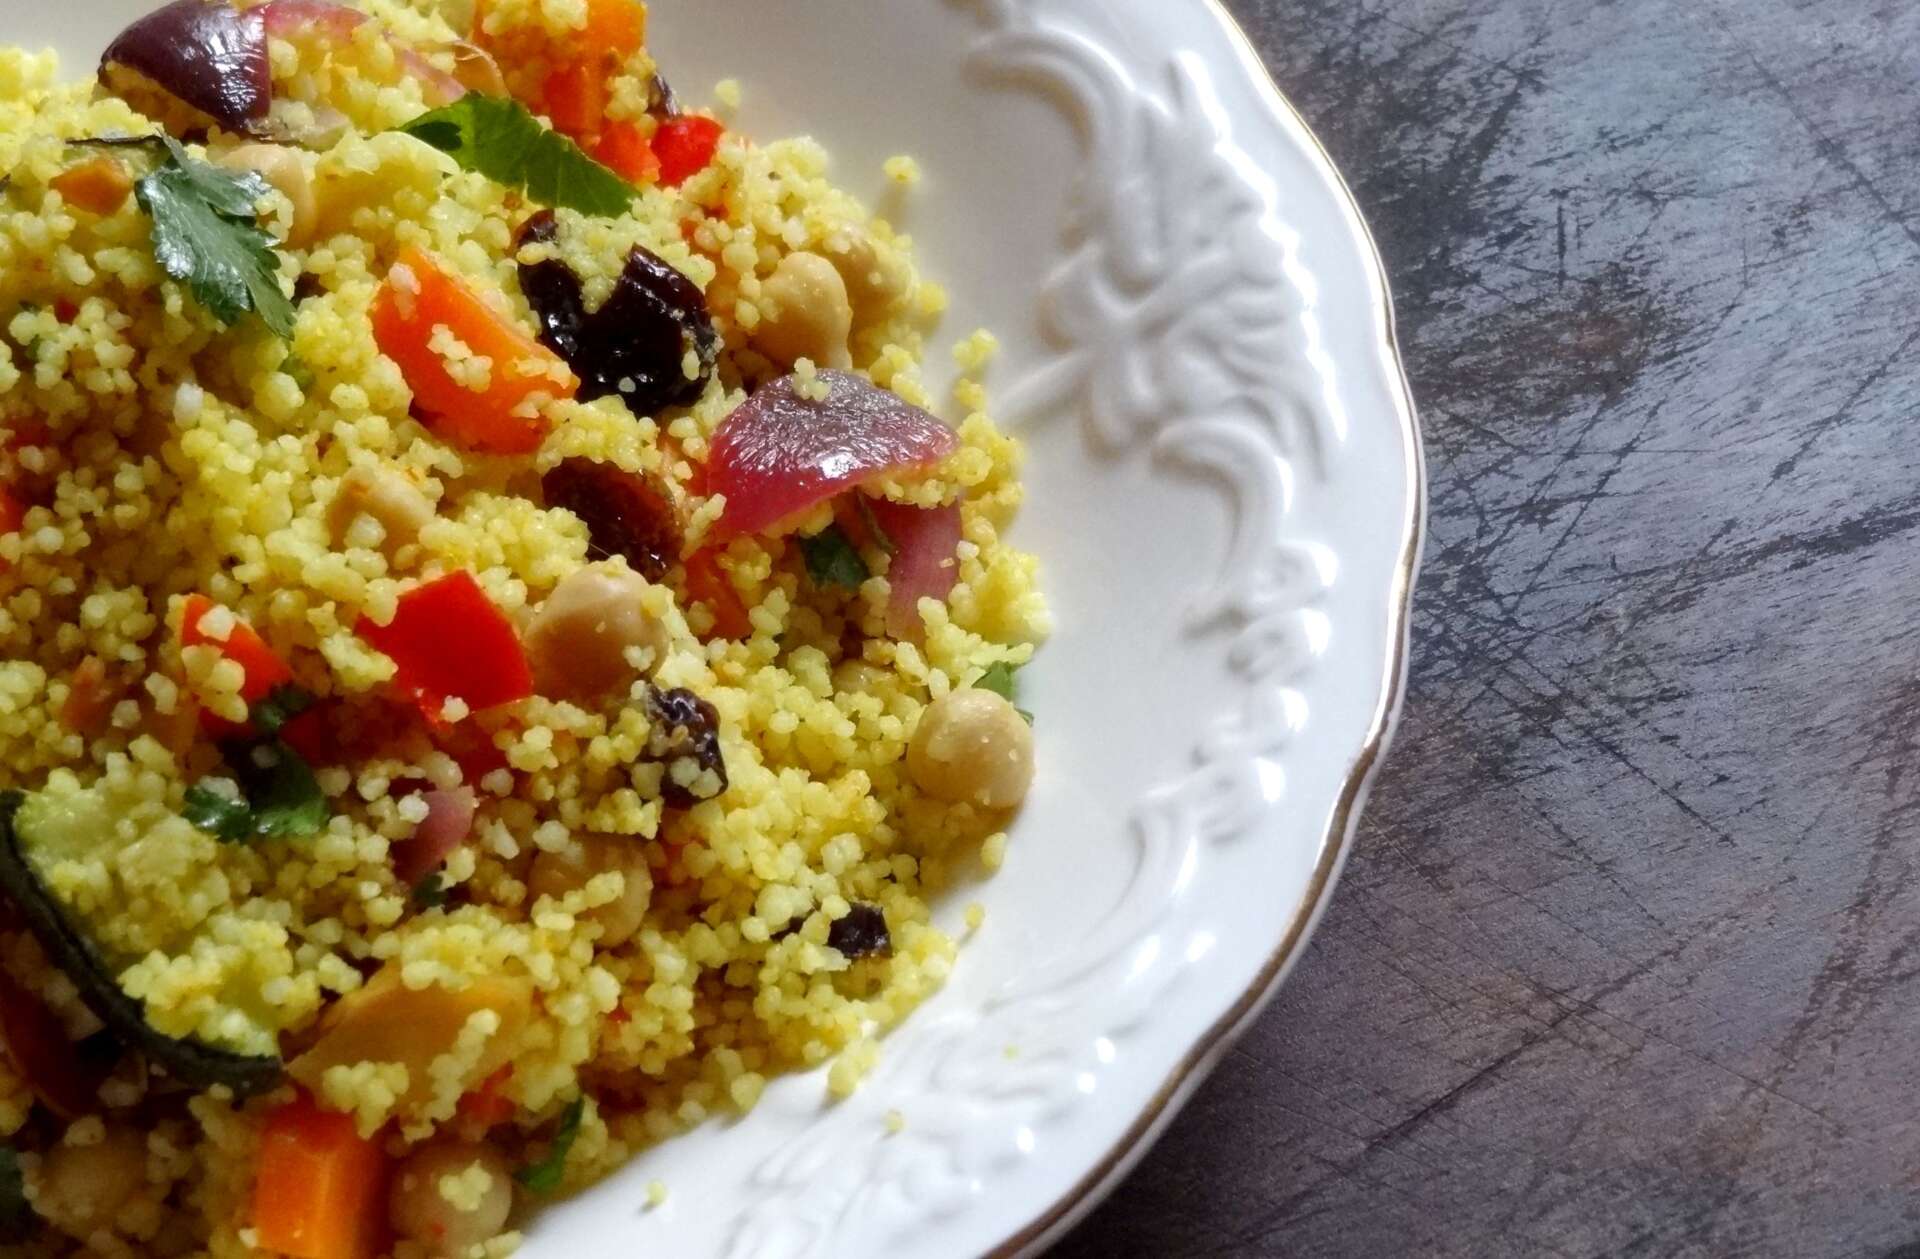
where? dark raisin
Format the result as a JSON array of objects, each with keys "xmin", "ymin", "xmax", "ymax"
[
  {"xmin": 826, "ymin": 903, "xmax": 892, "ymax": 959},
  {"xmin": 542, "ymin": 458, "xmax": 681, "ymax": 582},
  {"xmin": 643, "ymin": 685, "xmax": 727, "ymax": 809},
  {"xmin": 514, "ymin": 212, "xmax": 717, "ymax": 410},
  {"xmin": 646, "ymin": 72, "xmax": 680, "ymax": 119},
  {"xmin": 515, "ymin": 210, "xmax": 586, "ymax": 361}
]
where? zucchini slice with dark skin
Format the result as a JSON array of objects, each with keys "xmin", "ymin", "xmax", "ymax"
[{"xmin": 0, "ymin": 791, "xmax": 283, "ymax": 1098}]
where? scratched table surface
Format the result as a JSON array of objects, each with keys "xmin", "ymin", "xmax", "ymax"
[{"xmin": 1054, "ymin": 2, "xmax": 1920, "ymax": 1257}]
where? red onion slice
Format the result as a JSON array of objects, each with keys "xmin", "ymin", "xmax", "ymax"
[{"xmin": 99, "ymin": 0, "xmax": 271, "ymax": 135}]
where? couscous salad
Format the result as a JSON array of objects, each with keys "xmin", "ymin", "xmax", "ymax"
[{"xmin": 0, "ymin": 1, "xmax": 1044, "ymax": 1254}]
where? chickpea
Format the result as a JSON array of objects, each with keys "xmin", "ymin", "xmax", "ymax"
[
  {"xmin": 527, "ymin": 834, "xmax": 654, "ymax": 947},
  {"xmin": 33, "ymin": 1125, "xmax": 147, "ymax": 1242},
  {"xmin": 907, "ymin": 689, "xmax": 1035, "ymax": 810},
  {"xmin": 217, "ymin": 144, "xmax": 316, "ymax": 247},
  {"xmin": 754, "ymin": 251, "xmax": 853, "ymax": 371},
  {"xmin": 824, "ymin": 232, "xmax": 912, "ymax": 319},
  {"xmin": 388, "ymin": 1140, "xmax": 514, "ymax": 1256},
  {"xmin": 524, "ymin": 563, "xmax": 669, "ymax": 700},
  {"xmin": 328, "ymin": 463, "xmax": 435, "ymax": 550}
]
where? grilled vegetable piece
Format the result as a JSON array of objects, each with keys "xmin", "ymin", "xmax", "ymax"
[{"xmin": 0, "ymin": 791, "xmax": 284, "ymax": 1096}]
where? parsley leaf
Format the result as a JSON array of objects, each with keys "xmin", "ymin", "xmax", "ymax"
[
  {"xmin": 801, "ymin": 525, "xmax": 870, "ymax": 590},
  {"xmin": 974, "ymin": 661, "xmax": 1035, "ymax": 725},
  {"xmin": 244, "ymin": 742, "xmax": 330, "ymax": 838},
  {"xmin": 249, "ymin": 683, "xmax": 315, "ymax": 736},
  {"xmin": 412, "ymin": 872, "xmax": 449, "ymax": 909},
  {"xmin": 134, "ymin": 137, "xmax": 295, "ymax": 338},
  {"xmin": 183, "ymin": 784, "xmax": 255, "ymax": 844},
  {"xmin": 184, "ymin": 738, "xmax": 330, "ymax": 843},
  {"xmin": 396, "ymin": 93, "xmax": 634, "ymax": 217},
  {"xmin": 515, "ymin": 1096, "xmax": 586, "ymax": 1194}
]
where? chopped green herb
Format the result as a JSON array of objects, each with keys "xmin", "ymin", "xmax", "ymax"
[
  {"xmin": 800, "ymin": 525, "xmax": 870, "ymax": 590},
  {"xmin": 854, "ymin": 495, "xmax": 896, "ymax": 555},
  {"xmin": 185, "ymin": 739, "xmax": 330, "ymax": 843},
  {"xmin": 412, "ymin": 872, "xmax": 449, "ymax": 909},
  {"xmin": 134, "ymin": 136, "xmax": 295, "ymax": 339},
  {"xmin": 515, "ymin": 1095, "xmax": 586, "ymax": 1193},
  {"xmin": 396, "ymin": 93, "xmax": 634, "ymax": 217},
  {"xmin": 249, "ymin": 683, "xmax": 315, "ymax": 736},
  {"xmin": 183, "ymin": 783, "xmax": 255, "ymax": 844},
  {"xmin": 280, "ymin": 352, "xmax": 315, "ymax": 391},
  {"xmin": 0, "ymin": 1146, "xmax": 34, "ymax": 1243},
  {"xmin": 243, "ymin": 742, "xmax": 330, "ymax": 838},
  {"xmin": 973, "ymin": 661, "xmax": 1034, "ymax": 724}
]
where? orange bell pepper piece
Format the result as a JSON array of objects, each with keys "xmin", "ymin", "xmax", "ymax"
[{"xmin": 371, "ymin": 246, "xmax": 576, "ymax": 455}]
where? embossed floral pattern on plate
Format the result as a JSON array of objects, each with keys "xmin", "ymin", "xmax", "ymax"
[{"xmin": 36, "ymin": 0, "xmax": 1423, "ymax": 1254}]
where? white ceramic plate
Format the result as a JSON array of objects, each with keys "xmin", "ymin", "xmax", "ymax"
[{"xmin": 20, "ymin": 1, "xmax": 1423, "ymax": 1254}]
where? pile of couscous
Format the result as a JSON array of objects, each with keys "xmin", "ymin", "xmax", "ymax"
[{"xmin": 0, "ymin": 1, "xmax": 1044, "ymax": 1254}]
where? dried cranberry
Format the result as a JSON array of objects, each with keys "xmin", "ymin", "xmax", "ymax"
[
  {"xmin": 826, "ymin": 903, "xmax": 892, "ymax": 959},
  {"xmin": 514, "ymin": 211, "xmax": 717, "ymax": 410},
  {"xmin": 542, "ymin": 458, "xmax": 681, "ymax": 582},
  {"xmin": 643, "ymin": 685, "xmax": 727, "ymax": 809}
]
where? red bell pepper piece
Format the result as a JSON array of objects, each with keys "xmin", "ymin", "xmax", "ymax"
[
  {"xmin": 592, "ymin": 119, "xmax": 661, "ymax": 184},
  {"xmin": 652, "ymin": 115, "xmax": 723, "ymax": 187},
  {"xmin": 179, "ymin": 594, "xmax": 303, "ymax": 739},
  {"xmin": 0, "ymin": 967, "xmax": 109, "ymax": 1119},
  {"xmin": 682, "ymin": 548, "xmax": 750, "ymax": 640},
  {"xmin": 356, "ymin": 572, "xmax": 533, "ymax": 717},
  {"xmin": 457, "ymin": 1065, "xmax": 516, "ymax": 1128}
]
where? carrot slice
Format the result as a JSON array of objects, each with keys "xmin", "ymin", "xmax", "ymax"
[
  {"xmin": 371, "ymin": 246, "xmax": 576, "ymax": 455},
  {"xmin": 50, "ymin": 157, "xmax": 133, "ymax": 215},
  {"xmin": 251, "ymin": 1095, "xmax": 390, "ymax": 1259}
]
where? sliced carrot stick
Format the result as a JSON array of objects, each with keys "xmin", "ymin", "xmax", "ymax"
[
  {"xmin": 371, "ymin": 247, "xmax": 576, "ymax": 455},
  {"xmin": 251, "ymin": 1095, "xmax": 390, "ymax": 1259}
]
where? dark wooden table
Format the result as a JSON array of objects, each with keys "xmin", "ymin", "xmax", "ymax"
[{"xmin": 1057, "ymin": 2, "xmax": 1920, "ymax": 1255}]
